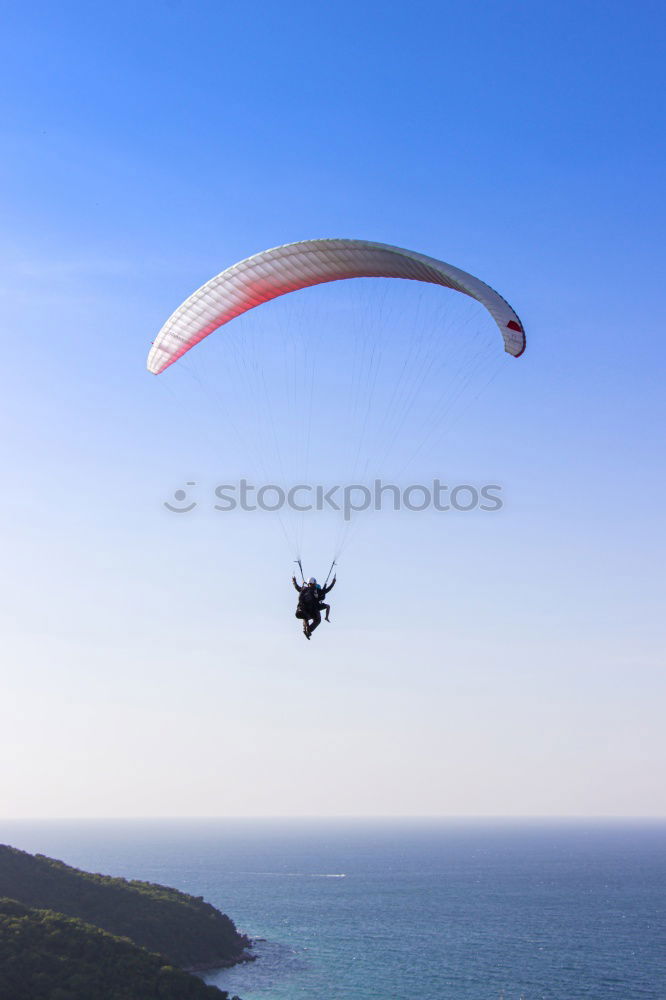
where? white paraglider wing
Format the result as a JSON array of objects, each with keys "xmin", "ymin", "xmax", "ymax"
[{"xmin": 147, "ymin": 239, "xmax": 525, "ymax": 374}]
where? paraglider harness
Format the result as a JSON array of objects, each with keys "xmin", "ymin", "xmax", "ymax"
[
  {"xmin": 296, "ymin": 587, "xmax": 321, "ymax": 616},
  {"xmin": 294, "ymin": 559, "xmax": 336, "ymax": 616}
]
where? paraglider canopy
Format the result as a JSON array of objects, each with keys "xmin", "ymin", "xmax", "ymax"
[
  {"xmin": 148, "ymin": 238, "xmax": 526, "ymax": 578},
  {"xmin": 147, "ymin": 239, "xmax": 525, "ymax": 375}
]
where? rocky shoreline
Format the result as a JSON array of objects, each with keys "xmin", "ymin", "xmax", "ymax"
[{"xmin": 185, "ymin": 939, "xmax": 256, "ymax": 973}]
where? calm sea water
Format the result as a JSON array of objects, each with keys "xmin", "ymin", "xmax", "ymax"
[{"xmin": 2, "ymin": 820, "xmax": 664, "ymax": 1000}]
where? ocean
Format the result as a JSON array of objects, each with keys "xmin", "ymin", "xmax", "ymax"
[{"xmin": 2, "ymin": 819, "xmax": 664, "ymax": 1000}]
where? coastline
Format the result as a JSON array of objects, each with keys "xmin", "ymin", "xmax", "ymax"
[{"xmin": 185, "ymin": 939, "xmax": 256, "ymax": 973}]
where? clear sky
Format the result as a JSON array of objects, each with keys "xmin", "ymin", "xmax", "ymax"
[{"xmin": 1, "ymin": 0, "xmax": 664, "ymax": 820}]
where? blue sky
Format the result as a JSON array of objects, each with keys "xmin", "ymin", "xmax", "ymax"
[{"xmin": 1, "ymin": 0, "xmax": 665, "ymax": 819}]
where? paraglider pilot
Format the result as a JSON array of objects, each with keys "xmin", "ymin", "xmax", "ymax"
[{"xmin": 292, "ymin": 575, "xmax": 336, "ymax": 640}]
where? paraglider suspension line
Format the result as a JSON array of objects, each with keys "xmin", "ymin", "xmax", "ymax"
[{"xmin": 323, "ymin": 559, "xmax": 337, "ymax": 589}]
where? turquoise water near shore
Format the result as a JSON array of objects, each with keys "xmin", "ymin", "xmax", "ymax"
[{"xmin": 3, "ymin": 819, "xmax": 665, "ymax": 999}]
